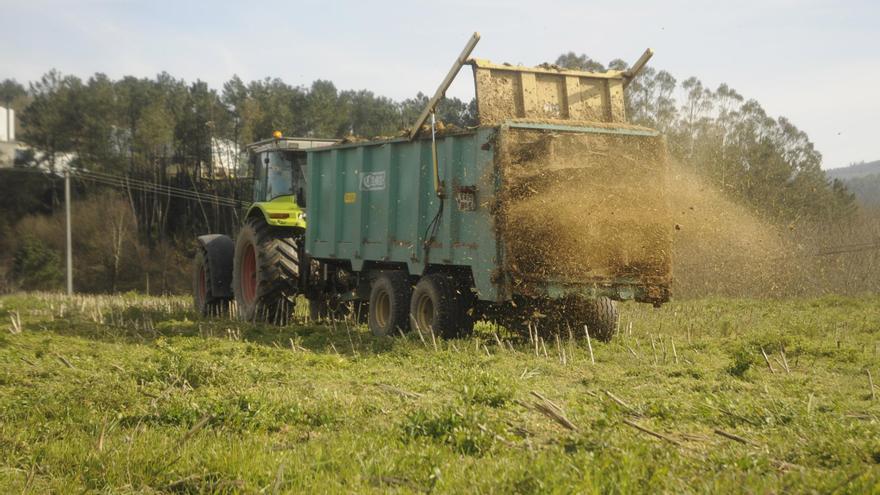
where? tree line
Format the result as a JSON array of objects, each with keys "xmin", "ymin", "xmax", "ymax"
[
  {"xmin": 1, "ymin": 72, "xmax": 474, "ymax": 174},
  {"xmin": 0, "ymin": 54, "xmax": 859, "ymax": 292},
  {"xmin": 2, "ymin": 57, "xmax": 854, "ymax": 224}
]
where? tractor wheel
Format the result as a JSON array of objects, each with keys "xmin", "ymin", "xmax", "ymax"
[
  {"xmin": 410, "ymin": 274, "xmax": 474, "ymax": 338},
  {"xmin": 192, "ymin": 247, "xmax": 229, "ymax": 316},
  {"xmin": 581, "ymin": 297, "xmax": 619, "ymax": 342},
  {"xmin": 232, "ymin": 216, "xmax": 301, "ymax": 323},
  {"xmin": 367, "ymin": 271, "xmax": 411, "ymax": 337}
]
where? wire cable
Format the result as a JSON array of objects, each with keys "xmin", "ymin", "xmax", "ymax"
[
  {"xmin": 74, "ymin": 168, "xmax": 247, "ymax": 205},
  {"xmin": 77, "ymin": 176, "xmax": 245, "ymax": 209},
  {"xmin": 80, "ymin": 175, "xmax": 246, "ymax": 208},
  {"xmin": 70, "ymin": 168, "xmax": 250, "ymax": 208}
]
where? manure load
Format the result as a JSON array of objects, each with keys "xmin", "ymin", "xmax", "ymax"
[{"xmin": 498, "ymin": 124, "xmax": 671, "ymax": 297}]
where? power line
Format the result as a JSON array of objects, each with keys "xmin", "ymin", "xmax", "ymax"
[
  {"xmin": 77, "ymin": 173, "xmax": 246, "ymax": 209},
  {"xmin": 4, "ymin": 165, "xmax": 251, "ymax": 208},
  {"xmin": 72, "ymin": 168, "xmax": 250, "ymax": 208},
  {"xmin": 83, "ymin": 175, "xmax": 245, "ymax": 208}
]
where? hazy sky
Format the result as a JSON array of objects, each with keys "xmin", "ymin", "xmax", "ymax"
[{"xmin": 2, "ymin": 0, "xmax": 877, "ymax": 168}]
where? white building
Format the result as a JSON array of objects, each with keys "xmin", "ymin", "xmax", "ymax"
[
  {"xmin": 208, "ymin": 137, "xmax": 243, "ymax": 178},
  {"xmin": 0, "ymin": 106, "xmax": 17, "ymax": 168},
  {"xmin": 0, "ymin": 105, "xmax": 14, "ymax": 142}
]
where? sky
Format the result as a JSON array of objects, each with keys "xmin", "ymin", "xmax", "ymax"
[{"xmin": 1, "ymin": 0, "xmax": 878, "ymax": 169}]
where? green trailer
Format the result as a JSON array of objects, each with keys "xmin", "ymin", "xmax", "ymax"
[
  {"xmin": 303, "ymin": 40, "xmax": 672, "ymax": 340},
  {"xmin": 304, "ymin": 122, "xmax": 671, "ymax": 340}
]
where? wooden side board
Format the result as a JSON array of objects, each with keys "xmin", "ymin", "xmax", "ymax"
[{"xmin": 470, "ymin": 59, "xmax": 628, "ymax": 125}]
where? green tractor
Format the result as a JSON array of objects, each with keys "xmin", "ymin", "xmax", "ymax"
[{"xmin": 192, "ymin": 135, "xmax": 336, "ymax": 321}]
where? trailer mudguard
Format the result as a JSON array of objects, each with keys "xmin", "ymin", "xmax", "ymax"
[{"xmin": 196, "ymin": 234, "xmax": 234, "ymax": 299}]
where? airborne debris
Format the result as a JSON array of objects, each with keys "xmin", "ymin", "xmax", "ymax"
[{"xmin": 499, "ymin": 128, "xmax": 671, "ymax": 291}]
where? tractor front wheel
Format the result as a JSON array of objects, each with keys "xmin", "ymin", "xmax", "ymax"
[{"xmin": 233, "ymin": 216, "xmax": 301, "ymax": 323}]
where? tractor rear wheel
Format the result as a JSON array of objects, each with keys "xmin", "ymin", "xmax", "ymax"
[
  {"xmin": 192, "ymin": 247, "xmax": 229, "ymax": 316},
  {"xmin": 410, "ymin": 274, "xmax": 474, "ymax": 338},
  {"xmin": 367, "ymin": 271, "xmax": 411, "ymax": 337},
  {"xmin": 233, "ymin": 216, "xmax": 301, "ymax": 323}
]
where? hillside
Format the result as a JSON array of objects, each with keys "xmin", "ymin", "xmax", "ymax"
[
  {"xmin": 826, "ymin": 161, "xmax": 880, "ymax": 207},
  {"xmin": 844, "ymin": 174, "xmax": 880, "ymax": 208},
  {"xmin": 826, "ymin": 160, "xmax": 880, "ymax": 181}
]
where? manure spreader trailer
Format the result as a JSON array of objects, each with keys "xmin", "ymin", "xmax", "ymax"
[{"xmin": 193, "ymin": 33, "xmax": 672, "ymax": 342}]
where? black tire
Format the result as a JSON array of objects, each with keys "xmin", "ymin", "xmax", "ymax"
[
  {"xmin": 582, "ymin": 297, "xmax": 619, "ymax": 342},
  {"xmin": 192, "ymin": 247, "xmax": 229, "ymax": 316},
  {"xmin": 233, "ymin": 216, "xmax": 301, "ymax": 323},
  {"xmin": 522, "ymin": 296, "xmax": 618, "ymax": 342},
  {"xmin": 410, "ymin": 273, "xmax": 474, "ymax": 338},
  {"xmin": 367, "ymin": 271, "xmax": 412, "ymax": 337}
]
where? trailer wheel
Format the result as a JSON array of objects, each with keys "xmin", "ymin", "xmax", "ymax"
[
  {"xmin": 410, "ymin": 274, "xmax": 474, "ymax": 338},
  {"xmin": 583, "ymin": 297, "xmax": 619, "ymax": 342},
  {"xmin": 368, "ymin": 272, "xmax": 411, "ymax": 337},
  {"xmin": 192, "ymin": 247, "xmax": 229, "ymax": 316},
  {"xmin": 233, "ymin": 216, "xmax": 300, "ymax": 323}
]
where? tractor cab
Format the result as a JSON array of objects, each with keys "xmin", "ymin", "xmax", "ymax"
[
  {"xmin": 246, "ymin": 135, "xmax": 338, "ymax": 205},
  {"xmin": 243, "ymin": 135, "xmax": 339, "ymax": 229}
]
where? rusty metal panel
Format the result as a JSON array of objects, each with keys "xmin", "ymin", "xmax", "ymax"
[{"xmin": 470, "ymin": 59, "xmax": 628, "ymax": 125}]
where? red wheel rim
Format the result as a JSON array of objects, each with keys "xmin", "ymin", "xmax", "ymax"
[
  {"xmin": 241, "ymin": 244, "xmax": 257, "ymax": 304},
  {"xmin": 198, "ymin": 265, "xmax": 207, "ymax": 304}
]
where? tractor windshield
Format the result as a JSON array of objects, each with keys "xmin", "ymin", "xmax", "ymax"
[
  {"xmin": 254, "ymin": 150, "xmax": 306, "ymax": 203},
  {"xmin": 266, "ymin": 152, "xmax": 294, "ymax": 199}
]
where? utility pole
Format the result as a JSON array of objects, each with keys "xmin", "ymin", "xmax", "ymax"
[{"xmin": 64, "ymin": 169, "xmax": 73, "ymax": 295}]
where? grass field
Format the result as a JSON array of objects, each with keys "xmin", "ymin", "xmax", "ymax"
[{"xmin": 1, "ymin": 293, "xmax": 879, "ymax": 493}]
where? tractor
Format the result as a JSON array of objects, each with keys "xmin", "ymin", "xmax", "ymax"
[{"xmin": 192, "ymin": 135, "xmax": 336, "ymax": 322}]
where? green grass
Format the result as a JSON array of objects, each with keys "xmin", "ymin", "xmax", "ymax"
[{"xmin": 1, "ymin": 293, "xmax": 879, "ymax": 493}]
